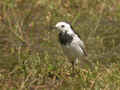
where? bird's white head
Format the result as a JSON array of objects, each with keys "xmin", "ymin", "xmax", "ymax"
[{"xmin": 55, "ymin": 22, "xmax": 73, "ymax": 33}]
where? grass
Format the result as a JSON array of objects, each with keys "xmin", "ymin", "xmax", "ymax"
[{"xmin": 0, "ymin": 0, "xmax": 120, "ymax": 89}]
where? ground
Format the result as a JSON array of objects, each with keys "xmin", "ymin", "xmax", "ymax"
[{"xmin": 0, "ymin": 0, "xmax": 120, "ymax": 90}]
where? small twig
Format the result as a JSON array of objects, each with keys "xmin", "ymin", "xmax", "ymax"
[
  {"xmin": 90, "ymin": 73, "xmax": 103, "ymax": 89},
  {"xmin": 5, "ymin": 10, "xmax": 26, "ymax": 44},
  {"xmin": 87, "ymin": 2, "xmax": 106, "ymax": 40},
  {"xmin": 20, "ymin": 72, "xmax": 32, "ymax": 90},
  {"xmin": 72, "ymin": 12, "xmax": 81, "ymax": 26},
  {"xmin": 28, "ymin": 78, "xmax": 38, "ymax": 89}
]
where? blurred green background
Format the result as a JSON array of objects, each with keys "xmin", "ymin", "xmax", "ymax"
[{"xmin": 0, "ymin": 0, "xmax": 120, "ymax": 89}]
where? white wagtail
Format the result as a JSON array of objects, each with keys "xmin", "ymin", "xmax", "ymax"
[{"xmin": 55, "ymin": 22, "xmax": 88, "ymax": 69}]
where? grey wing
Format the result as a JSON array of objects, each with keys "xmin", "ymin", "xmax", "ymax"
[
  {"xmin": 72, "ymin": 34, "xmax": 87, "ymax": 56},
  {"xmin": 78, "ymin": 39, "xmax": 87, "ymax": 56},
  {"xmin": 74, "ymin": 35, "xmax": 87, "ymax": 56}
]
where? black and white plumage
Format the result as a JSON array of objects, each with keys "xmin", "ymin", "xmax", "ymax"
[{"xmin": 55, "ymin": 22, "xmax": 87, "ymax": 68}]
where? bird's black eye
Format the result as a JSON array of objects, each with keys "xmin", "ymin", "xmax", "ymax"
[{"xmin": 61, "ymin": 25, "xmax": 65, "ymax": 28}]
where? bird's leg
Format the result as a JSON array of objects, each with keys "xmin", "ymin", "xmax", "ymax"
[
  {"xmin": 70, "ymin": 58, "xmax": 79, "ymax": 75},
  {"xmin": 71, "ymin": 61, "xmax": 75, "ymax": 73},
  {"xmin": 75, "ymin": 58, "xmax": 79, "ymax": 65}
]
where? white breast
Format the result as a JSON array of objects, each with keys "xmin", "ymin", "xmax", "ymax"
[{"xmin": 61, "ymin": 35, "xmax": 84, "ymax": 61}]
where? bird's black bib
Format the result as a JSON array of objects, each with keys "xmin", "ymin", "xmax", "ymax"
[{"xmin": 59, "ymin": 31, "xmax": 73, "ymax": 45}]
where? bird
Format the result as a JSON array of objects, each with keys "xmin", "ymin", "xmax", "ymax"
[{"xmin": 55, "ymin": 22, "xmax": 88, "ymax": 70}]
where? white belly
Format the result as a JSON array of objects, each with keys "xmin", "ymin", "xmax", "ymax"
[{"xmin": 62, "ymin": 43, "xmax": 84, "ymax": 61}]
